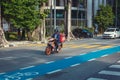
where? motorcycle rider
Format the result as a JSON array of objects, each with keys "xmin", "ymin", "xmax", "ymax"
[{"xmin": 51, "ymin": 29, "xmax": 60, "ymax": 52}]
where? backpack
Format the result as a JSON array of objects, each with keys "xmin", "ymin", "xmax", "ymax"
[{"xmin": 60, "ymin": 33, "xmax": 65, "ymax": 42}]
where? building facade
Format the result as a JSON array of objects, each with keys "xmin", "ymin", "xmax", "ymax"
[{"xmin": 45, "ymin": 0, "xmax": 107, "ymax": 29}]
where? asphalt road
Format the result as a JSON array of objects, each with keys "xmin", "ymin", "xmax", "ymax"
[{"xmin": 0, "ymin": 38, "xmax": 120, "ymax": 80}]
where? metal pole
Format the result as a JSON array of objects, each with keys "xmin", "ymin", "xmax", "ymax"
[{"xmin": 54, "ymin": 0, "xmax": 56, "ymax": 29}]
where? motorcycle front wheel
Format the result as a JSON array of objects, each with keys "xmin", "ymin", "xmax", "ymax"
[{"xmin": 45, "ymin": 46, "xmax": 52, "ymax": 55}]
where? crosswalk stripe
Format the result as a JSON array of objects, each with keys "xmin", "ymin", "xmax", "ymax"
[
  {"xmin": 109, "ymin": 65, "xmax": 120, "ymax": 69},
  {"xmin": 99, "ymin": 70, "xmax": 120, "ymax": 76},
  {"xmin": 87, "ymin": 78, "xmax": 107, "ymax": 80}
]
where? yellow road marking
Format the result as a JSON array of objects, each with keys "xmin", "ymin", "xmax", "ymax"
[
  {"xmin": 63, "ymin": 44, "xmax": 81, "ymax": 48},
  {"xmin": 71, "ymin": 44, "xmax": 88, "ymax": 48},
  {"xmin": 84, "ymin": 45, "xmax": 101, "ymax": 48},
  {"xmin": 18, "ymin": 43, "xmax": 114, "ymax": 50},
  {"xmin": 98, "ymin": 46, "xmax": 113, "ymax": 49}
]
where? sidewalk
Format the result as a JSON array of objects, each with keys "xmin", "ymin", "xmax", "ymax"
[
  {"xmin": 8, "ymin": 41, "xmax": 44, "ymax": 47},
  {"xmin": 3, "ymin": 35, "xmax": 102, "ymax": 48},
  {"xmin": 8, "ymin": 39, "xmax": 72, "ymax": 48}
]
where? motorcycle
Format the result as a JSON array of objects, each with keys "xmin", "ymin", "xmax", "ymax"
[{"xmin": 45, "ymin": 38, "xmax": 62, "ymax": 55}]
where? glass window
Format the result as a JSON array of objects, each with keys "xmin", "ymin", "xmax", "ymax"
[
  {"xmin": 116, "ymin": 29, "xmax": 119, "ymax": 31},
  {"xmin": 106, "ymin": 29, "xmax": 115, "ymax": 32},
  {"xmin": 56, "ymin": 0, "xmax": 60, "ymax": 6}
]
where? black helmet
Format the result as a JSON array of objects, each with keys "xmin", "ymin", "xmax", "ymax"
[{"xmin": 54, "ymin": 28, "xmax": 59, "ymax": 33}]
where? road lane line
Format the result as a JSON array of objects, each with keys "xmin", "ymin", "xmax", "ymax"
[
  {"xmin": 109, "ymin": 65, "xmax": 120, "ymax": 69},
  {"xmin": 92, "ymin": 50, "xmax": 100, "ymax": 52},
  {"xmin": 71, "ymin": 45, "xmax": 82, "ymax": 48},
  {"xmin": 45, "ymin": 61, "xmax": 55, "ymax": 64},
  {"xmin": 0, "ymin": 72, "xmax": 5, "ymax": 75},
  {"xmin": 20, "ymin": 66, "xmax": 34, "ymax": 70},
  {"xmin": 0, "ymin": 57, "xmax": 12, "ymax": 59},
  {"xmin": 98, "ymin": 46, "xmax": 112, "ymax": 49},
  {"xmin": 26, "ymin": 78, "xmax": 33, "ymax": 80},
  {"xmin": 99, "ymin": 70, "xmax": 120, "ymax": 76},
  {"xmin": 79, "ymin": 53, "xmax": 87, "ymax": 56},
  {"xmin": 87, "ymin": 78, "xmax": 107, "ymax": 80},
  {"xmin": 0, "ymin": 46, "xmax": 119, "ymax": 79},
  {"xmin": 70, "ymin": 63, "xmax": 80, "ymax": 67},
  {"xmin": 47, "ymin": 69, "xmax": 62, "ymax": 74},
  {"xmin": 88, "ymin": 58, "xmax": 96, "ymax": 61},
  {"xmin": 101, "ymin": 54, "xmax": 108, "ymax": 57},
  {"xmin": 64, "ymin": 57, "xmax": 72, "ymax": 59},
  {"xmin": 70, "ymin": 44, "xmax": 88, "ymax": 48},
  {"xmin": 85, "ymin": 45, "xmax": 100, "ymax": 48}
]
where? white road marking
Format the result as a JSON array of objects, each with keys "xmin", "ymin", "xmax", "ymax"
[
  {"xmin": 109, "ymin": 65, "xmax": 120, "ymax": 69},
  {"xmin": 20, "ymin": 66, "xmax": 34, "ymax": 70},
  {"xmin": 88, "ymin": 58, "xmax": 96, "ymax": 61},
  {"xmin": 99, "ymin": 70, "xmax": 120, "ymax": 76},
  {"xmin": 47, "ymin": 69, "xmax": 62, "ymax": 74},
  {"xmin": 64, "ymin": 57, "xmax": 72, "ymax": 59},
  {"xmin": 26, "ymin": 78, "xmax": 33, "ymax": 80},
  {"xmin": 101, "ymin": 54, "xmax": 108, "ymax": 57},
  {"xmin": 0, "ymin": 57, "xmax": 15, "ymax": 60},
  {"xmin": 70, "ymin": 63, "xmax": 80, "ymax": 67},
  {"xmin": 87, "ymin": 78, "xmax": 107, "ymax": 80},
  {"xmin": 79, "ymin": 53, "xmax": 87, "ymax": 56},
  {"xmin": 45, "ymin": 61, "xmax": 55, "ymax": 64},
  {"xmin": 0, "ymin": 56, "xmax": 31, "ymax": 60},
  {"xmin": 92, "ymin": 50, "xmax": 100, "ymax": 52},
  {"xmin": 0, "ymin": 72, "xmax": 5, "ymax": 75}
]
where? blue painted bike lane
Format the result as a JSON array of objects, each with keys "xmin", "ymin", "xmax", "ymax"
[{"xmin": 0, "ymin": 46, "xmax": 120, "ymax": 80}]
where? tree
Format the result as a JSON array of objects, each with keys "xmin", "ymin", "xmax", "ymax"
[
  {"xmin": 1, "ymin": 0, "xmax": 48, "ymax": 41},
  {"xmin": 64, "ymin": 0, "xmax": 74, "ymax": 41},
  {"xmin": 64, "ymin": 0, "xmax": 67, "ymax": 38},
  {"xmin": 67, "ymin": 0, "xmax": 72, "ymax": 41},
  {"xmin": 94, "ymin": 5, "xmax": 114, "ymax": 32},
  {"xmin": 2, "ymin": 0, "xmax": 42, "ymax": 40},
  {"xmin": 32, "ymin": 0, "xmax": 48, "ymax": 42},
  {"xmin": 0, "ymin": 1, "xmax": 9, "ymax": 47}
]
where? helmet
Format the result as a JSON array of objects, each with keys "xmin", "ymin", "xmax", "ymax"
[{"xmin": 54, "ymin": 28, "xmax": 59, "ymax": 33}]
